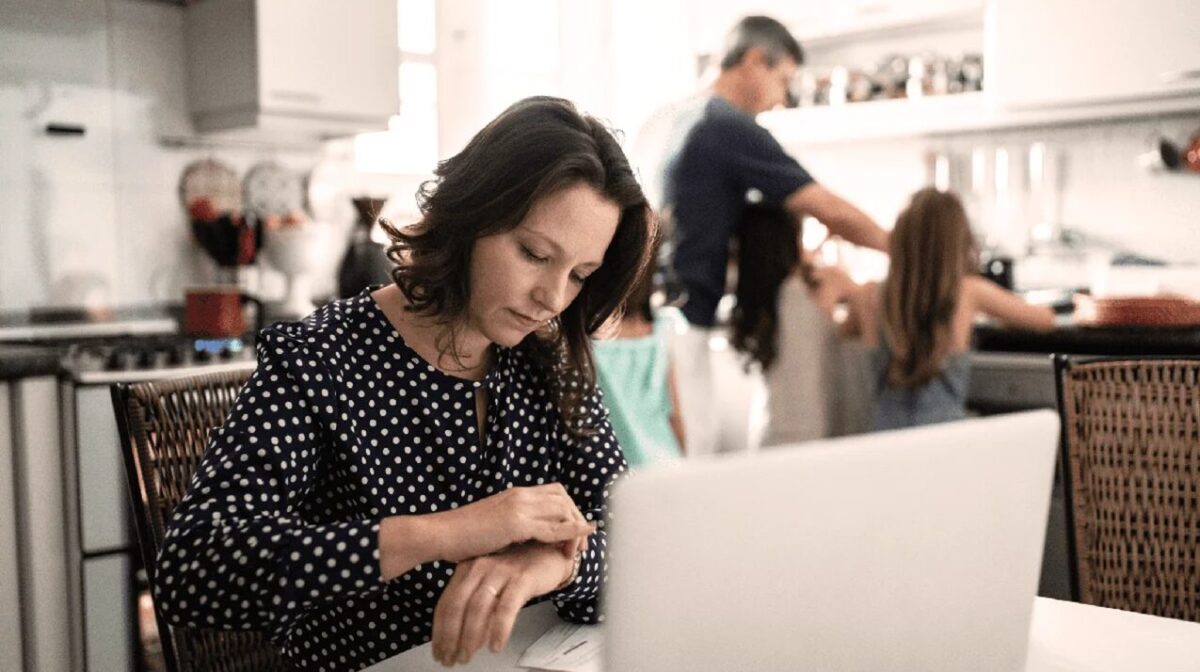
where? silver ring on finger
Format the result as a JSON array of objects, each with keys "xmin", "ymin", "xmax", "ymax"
[{"xmin": 482, "ymin": 584, "xmax": 501, "ymax": 597}]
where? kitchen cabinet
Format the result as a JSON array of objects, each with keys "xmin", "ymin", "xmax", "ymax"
[
  {"xmin": 987, "ymin": 0, "xmax": 1200, "ymax": 110},
  {"xmin": 0, "ymin": 384, "xmax": 24, "ymax": 668},
  {"xmin": 185, "ymin": 0, "xmax": 399, "ymax": 137}
]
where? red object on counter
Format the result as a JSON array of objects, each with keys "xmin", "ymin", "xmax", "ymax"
[
  {"xmin": 237, "ymin": 222, "xmax": 256, "ymax": 265},
  {"xmin": 1074, "ymin": 294, "xmax": 1200, "ymax": 327},
  {"xmin": 188, "ymin": 196, "xmax": 219, "ymax": 222},
  {"xmin": 1184, "ymin": 133, "xmax": 1200, "ymax": 173},
  {"xmin": 184, "ymin": 287, "xmax": 245, "ymax": 337}
]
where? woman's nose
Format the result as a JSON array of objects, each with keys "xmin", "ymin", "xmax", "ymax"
[{"xmin": 532, "ymin": 273, "xmax": 570, "ymax": 314}]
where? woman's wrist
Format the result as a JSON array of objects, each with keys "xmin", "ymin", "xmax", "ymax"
[{"xmin": 378, "ymin": 514, "xmax": 443, "ymax": 581}]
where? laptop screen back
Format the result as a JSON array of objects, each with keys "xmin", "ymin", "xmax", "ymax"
[{"xmin": 604, "ymin": 410, "xmax": 1059, "ymax": 672}]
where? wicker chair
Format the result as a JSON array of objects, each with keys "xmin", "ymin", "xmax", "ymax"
[
  {"xmin": 1053, "ymin": 355, "xmax": 1200, "ymax": 622},
  {"xmin": 112, "ymin": 369, "xmax": 291, "ymax": 672}
]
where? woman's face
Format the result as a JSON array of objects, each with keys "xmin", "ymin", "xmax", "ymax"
[{"xmin": 466, "ymin": 183, "xmax": 620, "ymax": 347}]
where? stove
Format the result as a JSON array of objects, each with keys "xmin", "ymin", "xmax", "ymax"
[
  {"xmin": 1, "ymin": 308, "xmax": 259, "ymax": 672},
  {"xmin": 61, "ymin": 335, "xmax": 256, "ymax": 384}
]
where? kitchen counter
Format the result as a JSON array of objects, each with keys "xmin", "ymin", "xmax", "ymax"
[{"xmin": 974, "ymin": 322, "xmax": 1200, "ymax": 356}]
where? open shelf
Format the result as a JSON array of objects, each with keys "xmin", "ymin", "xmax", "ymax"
[{"xmin": 759, "ymin": 91, "xmax": 1200, "ymax": 146}]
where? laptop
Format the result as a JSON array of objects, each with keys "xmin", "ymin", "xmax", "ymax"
[{"xmin": 604, "ymin": 410, "xmax": 1059, "ymax": 672}]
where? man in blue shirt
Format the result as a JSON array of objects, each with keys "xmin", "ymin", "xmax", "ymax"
[{"xmin": 661, "ymin": 16, "xmax": 889, "ymax": 454}]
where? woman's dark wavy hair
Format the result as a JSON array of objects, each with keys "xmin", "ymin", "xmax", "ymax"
[
  {"xmin": 379, "ymin": 96, "xmax": 654, "ymax": 438},
  {"xmin": 729, "ymin": 204, "xmax": 802, "ymax": 371}
]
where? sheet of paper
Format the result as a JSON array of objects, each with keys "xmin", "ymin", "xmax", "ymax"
[{"xmin": 516, "ymin": 622, "xmax": 604, "ymax": 672}]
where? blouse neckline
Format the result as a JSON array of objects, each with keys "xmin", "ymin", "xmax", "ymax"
[{"xmin": 362, "ymin": 287, "xmax": 502, "ymax": 390}]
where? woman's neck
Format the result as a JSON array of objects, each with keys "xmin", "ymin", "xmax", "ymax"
[{"xmin": 371, "ymin": 285, "xmax": 493, "ymax": 380}]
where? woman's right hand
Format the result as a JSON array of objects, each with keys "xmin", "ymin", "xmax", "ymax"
[{"xmin": 430, "ymin": 484, "xmax": 594, "ymax": 563}]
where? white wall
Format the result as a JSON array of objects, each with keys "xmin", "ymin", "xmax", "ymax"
[
  {"xmin": 0, "ymin": 0, "xmax": 424, "ymax": 311},
  {"xmin": 4, "ymin": 0, "xmax": 1197, "ymax": 310}
]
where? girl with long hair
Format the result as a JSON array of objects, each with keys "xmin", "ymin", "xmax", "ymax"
[
  {"xmin": 853, "ymin": 188, "xmax": 1054, "ymax": 430},
  {"xmin": 731, "ymin": 188, "xmax": 1054, "ymax": 438}
]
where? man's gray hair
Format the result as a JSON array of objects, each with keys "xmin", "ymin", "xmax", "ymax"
[{"xmin": 719, "ymin": 16, "xmax": 803, "ymax": 70}]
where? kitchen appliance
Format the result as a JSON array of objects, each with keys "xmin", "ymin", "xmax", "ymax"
[
  {"xmin": 336, "ymin": 196, "xmax": 393, "ymax": 299},
  {"xmin": 980, "ymin": 253, "xmax": 1015, "ymax": 290},
  {"xmin": 263, "ymin": 223, "xmax": 335, "ymax": 320},
  {"xmin": 243, "ymin": 161, "xmax": 304, "ymax": 220},
  {"xmin": 1136, "ymin": 136, "xmax": 1183, "ymax": 172},
  {"xmin": 1, "ymin": 309, "xmax": 256, "ymax": 672}
]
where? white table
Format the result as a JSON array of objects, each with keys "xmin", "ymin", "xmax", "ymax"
[{"xmin": 368, "ymin": 598, "xmax": 1200, "ymax": 672}]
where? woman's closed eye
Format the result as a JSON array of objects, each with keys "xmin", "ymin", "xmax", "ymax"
[
  {"xmin": 520, "ymin": 244, "xmax": 549, "ymax": 264},
  {"xmin": 521, "ymin": 244, "xmax": 589, "ymax": 284}
]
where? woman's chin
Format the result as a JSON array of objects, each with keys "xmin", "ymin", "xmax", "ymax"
[{"xmin": 486, "ymin": 325, "xmax": 531, "ymax": 348}]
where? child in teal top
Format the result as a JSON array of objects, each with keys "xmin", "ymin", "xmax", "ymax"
[{"xmin": 593, "ymin": 262, "xmax": 685, "ymax": 467}]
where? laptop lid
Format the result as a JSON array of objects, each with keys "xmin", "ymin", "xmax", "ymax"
[{"xmin": 605, "ymin": 410, "xmax": 1059, "ymax": 672}]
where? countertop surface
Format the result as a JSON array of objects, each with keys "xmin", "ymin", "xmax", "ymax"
[{"xmin": 973, "ymin": 321, "xmax": 1200, "ymax": 356}]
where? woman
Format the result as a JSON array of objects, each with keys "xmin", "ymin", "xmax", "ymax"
[{"xmin": 154, "ymin": 97, "xmax": 654, "ymax": 671}]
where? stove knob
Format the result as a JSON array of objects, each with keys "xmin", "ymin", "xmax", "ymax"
[
  {"xmin": 194, "ymin": 348, "xmax": 213, "ymax": 363},
  {"xmin": 106, "ymin": 349, "xmax": 138, "ymax": 371},
  {"xmin": 136, "ymin": 350, "xmax": 157, "ymax": 369}
]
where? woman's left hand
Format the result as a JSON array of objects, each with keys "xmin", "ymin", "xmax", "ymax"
[{"xmin": 430, "ymin": 541, "xmax": 579, "ymax": 666}]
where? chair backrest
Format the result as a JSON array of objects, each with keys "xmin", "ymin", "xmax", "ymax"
[
  {"xmin": 112, "ymin": 369, "xmax": 291, "ymax": 672},
  {"xmin": 1054, "ymin": 355, "xmax": 1200, "ymax": 622}
]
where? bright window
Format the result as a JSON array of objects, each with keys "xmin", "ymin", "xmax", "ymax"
[
  {"xmin": 354, "ymin": 0, "xmax": 437, "ymax": 175},
  {"xmin": 483, "ymin": 0, "xmax": 561, "ymax": 118}
]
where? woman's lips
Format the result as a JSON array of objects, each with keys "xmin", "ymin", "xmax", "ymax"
[{"xmin": 509, "ymin": 309, "xmax": 542, "ymax": 328}]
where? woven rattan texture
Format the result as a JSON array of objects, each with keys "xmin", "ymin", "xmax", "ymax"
[
  {"xmin": 126, "ymin": 369, "xmax": 291, "ymax": 671},
  {"xmin": 1061, "ymin": 359, "xmax": 1200, "ymax": 622}
]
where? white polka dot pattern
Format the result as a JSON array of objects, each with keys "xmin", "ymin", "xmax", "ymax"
[{"xmin": 153, "ymin": 290, "xmax": 627, "ymax": 671}]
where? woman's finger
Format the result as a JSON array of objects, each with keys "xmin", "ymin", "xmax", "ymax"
[
  {"xmin": 574, "ymin": 529, "xmax": 593, "ymax": 557},
  {"xmin": 456, "ymin": 578, "xmax": 507, "ymax": 664},
  {"xmin": 431, "ymin": 562, "xmax": 480, "ymax": 665},
  {"xmin": 532, "ymin": 518, "xmax": 592, "ymax": 545},
  {"xmin": 487, "ymin": 576, "xmax": 532, "ymax": 653}
]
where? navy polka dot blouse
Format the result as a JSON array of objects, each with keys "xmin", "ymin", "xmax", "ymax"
[{"xmin": 154, "ymin": 289, "xmax": 627, "ymax": 671}]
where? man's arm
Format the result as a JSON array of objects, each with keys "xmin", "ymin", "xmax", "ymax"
[{"xmin": 785, "ymin": 182, "xmax": 890, "ymax": 252}]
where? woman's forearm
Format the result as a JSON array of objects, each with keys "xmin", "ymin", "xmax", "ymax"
[{"xmin": 379, "ymin": 514, "xmax": 444, "ymax": 581}]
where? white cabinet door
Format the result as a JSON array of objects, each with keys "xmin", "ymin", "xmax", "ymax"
[
  {"xmin": 75, "ymin": 386, "xmax": 129, "ymax": 553},
  {"xmin": 256, "ymin": 0, "xmax": 399, "ymax": 121},
  {"xmin": 987, "ymin": 0, "xmax": 1200, "ymax": 109},
  {"xmin": 83, "ymin": 555, "xmax": 132, "ymax": 672},
  {"xmin": 0, "ymin": 384, "xmax": 24, "ymax": 668}
]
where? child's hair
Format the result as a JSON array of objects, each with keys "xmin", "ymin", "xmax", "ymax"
[
  {"xmin": 622, "ymin": 234, "xmax": 665, "ymax": 324},
  {"xmin": 881, "ymin": 187, "xmax": 978, "ymax": 390},
  {"xmin": 729, "ymin": 204, "xmax": 801, "ymax": 371}
]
